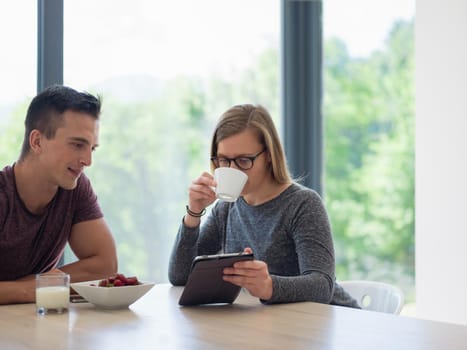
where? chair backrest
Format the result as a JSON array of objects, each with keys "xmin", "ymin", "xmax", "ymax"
[{"xmin": 339, "ymin": 280, "xmax": 405, "ymax": 314}]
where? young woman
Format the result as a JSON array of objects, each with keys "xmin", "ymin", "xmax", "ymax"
[{"xmin": 169, "ymin": 104, "xmax": 358, "ymax": 307}]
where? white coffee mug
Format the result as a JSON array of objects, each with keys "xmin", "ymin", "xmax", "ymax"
[{"xmin": 214, "ymin": 167, "xmax": 248, "ymax": 202}]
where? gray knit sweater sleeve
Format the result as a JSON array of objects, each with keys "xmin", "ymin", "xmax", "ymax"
[{"xmin": 168, "ymin": 183, "xmax": 359, "ymax": 308}]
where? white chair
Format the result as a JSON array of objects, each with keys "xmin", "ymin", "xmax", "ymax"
[{"xmin": 339, "ymin": 280, "xmax": 405, "ymax": 314}]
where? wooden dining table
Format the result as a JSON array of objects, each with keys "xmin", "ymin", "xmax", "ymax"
[{"xmin": 1, "ymin": 283, "xmax": 467, "ymax": 349}]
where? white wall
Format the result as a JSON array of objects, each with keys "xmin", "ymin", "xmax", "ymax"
[{"xmin": 416, "ymin": 0, "xmax": 467, "ymax": 325}]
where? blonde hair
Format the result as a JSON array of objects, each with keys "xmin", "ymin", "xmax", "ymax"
[{"xmin": 210, "ymin": 104, "xmax": 292, "ymax": 184}]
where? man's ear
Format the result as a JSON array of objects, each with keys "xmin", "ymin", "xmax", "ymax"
[{"xmin": 29, "ymin": 129, "xmax": 42, "ymax": 154}]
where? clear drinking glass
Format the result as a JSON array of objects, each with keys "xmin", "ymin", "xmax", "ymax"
[{"xmin": 35, "ymin": 272, "xmax": 70, "ymax": 315}]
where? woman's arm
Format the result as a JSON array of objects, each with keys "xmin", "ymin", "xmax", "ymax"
[
  {"xmin": 223, "ymin": 188, "xmax": 336, "ymax": 304},
  {"xmin": 273, "ymin": 190, "xmax": 335, "ymax": 303},
  {"xmin": 168, "ymin": 204, "xmax": 227, "ymax": 285},
  {"xmin": 167, "ymin": 222, "xmax": 201, "ymax": 285}
]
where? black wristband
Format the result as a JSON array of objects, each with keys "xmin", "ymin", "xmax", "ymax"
[{"xmin": 186, "ymin": 205, "xmax": 206, "ymax": 218}]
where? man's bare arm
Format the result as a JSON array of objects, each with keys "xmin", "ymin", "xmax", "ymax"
[
  {"xmin": 0, "ymin": 218, "xmax": 117, "ymax": 305},
  {"xmin": 61, "ymin": 218, "xmax": 118, "ymax": 282},
  {"xmin": 0, "ymin": 278, "xmax": 35, "ymax": 305}
]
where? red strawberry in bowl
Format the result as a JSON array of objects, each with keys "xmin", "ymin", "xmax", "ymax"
[{"xmin": 97, "ymin": 273, "xmax": 141, "ymax": 287}]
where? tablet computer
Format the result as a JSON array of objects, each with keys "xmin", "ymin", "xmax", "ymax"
[{"xmin": 178, "ymin": 252, "xmax": 254, "ymax": 306}]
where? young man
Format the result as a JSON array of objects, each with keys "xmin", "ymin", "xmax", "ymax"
[{"xmin": 0, "ymin": 85, "xmax": 118, "ymax": 304}]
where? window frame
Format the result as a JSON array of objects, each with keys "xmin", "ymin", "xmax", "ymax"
[{"xmin": 37, "ymin": 0, "xmax": 63, "ymax": 91}]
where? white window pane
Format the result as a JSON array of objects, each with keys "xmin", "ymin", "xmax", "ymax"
[{"xmin": 0, "ymin": 3, "xmax": 37, "ymax": 165}]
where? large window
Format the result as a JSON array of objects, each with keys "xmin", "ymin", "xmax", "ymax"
[
  {"xmin": 63, "ymin": 0, "xmax": 280, "ymax": 282},
  {"xmin": 323, "ymin": 0, "xmax": 415, "ymax": 306},
  {"xmin": 1, "ymin": 1, "xmax": 415, "ymax": 311}
]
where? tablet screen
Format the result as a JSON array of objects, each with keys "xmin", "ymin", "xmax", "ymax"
[{"xmin": 178, "ymin": 252, "xmax": 254, "ymax": 306}]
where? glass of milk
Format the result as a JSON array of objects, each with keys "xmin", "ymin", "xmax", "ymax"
[{"xmin": 35, "ymin": 272, "xmax": 70, "ymax": 315}]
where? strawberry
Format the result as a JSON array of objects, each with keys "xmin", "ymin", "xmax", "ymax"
[
  {"xmin": 116, "ymin": 273, "xmax": 128, "ymax": 284},
  {"xmin": 98, "ymin": 279, "xmax": 108, "ymax": 287},
  {"xmin": 98, "ymin": 273, "xmax": 141, "ymax": 287},
  {"xmin": 113, "ymin": 279, "xmax": 124, "ymax": 287},
  {"xmin": 126, "ymin": 276, "xmax": 139, "ymax": 285}
]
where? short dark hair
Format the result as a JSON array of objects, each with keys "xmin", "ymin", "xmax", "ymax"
[{"xmin": 19, "ymin": 85, "xmax": 102, "ymax": 160}]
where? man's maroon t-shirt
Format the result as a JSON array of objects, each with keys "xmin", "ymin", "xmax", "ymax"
[{"xmin": 0, "ymin": 165, "xmax": 103, "ymax": 280}]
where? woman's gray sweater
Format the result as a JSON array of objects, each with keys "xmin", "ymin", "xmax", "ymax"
[{"xmin": 169, "ymin": 183, "xmax": 358, "ymax": 308}]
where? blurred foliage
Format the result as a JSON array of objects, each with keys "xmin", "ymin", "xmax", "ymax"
[
  {"xmin": 0, "ymin": 102, "xmax": 27, "ymax": 164},
  {"xmin": 324, "ymin": 19, "xmax": 415, "ymax": 300},
  {"xmin": 0, "ymin": 20, "xmax": 414, "ymax": 301}
]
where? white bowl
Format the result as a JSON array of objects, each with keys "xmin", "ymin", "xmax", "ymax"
[{"xmin": 71, "ymin": 280, "xmax": 155, "ymax": 309}]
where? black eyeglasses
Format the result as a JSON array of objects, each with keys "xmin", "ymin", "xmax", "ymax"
[{"xmin": 211, "ymin": 148, "xmax": 266, "ymax": 170}]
